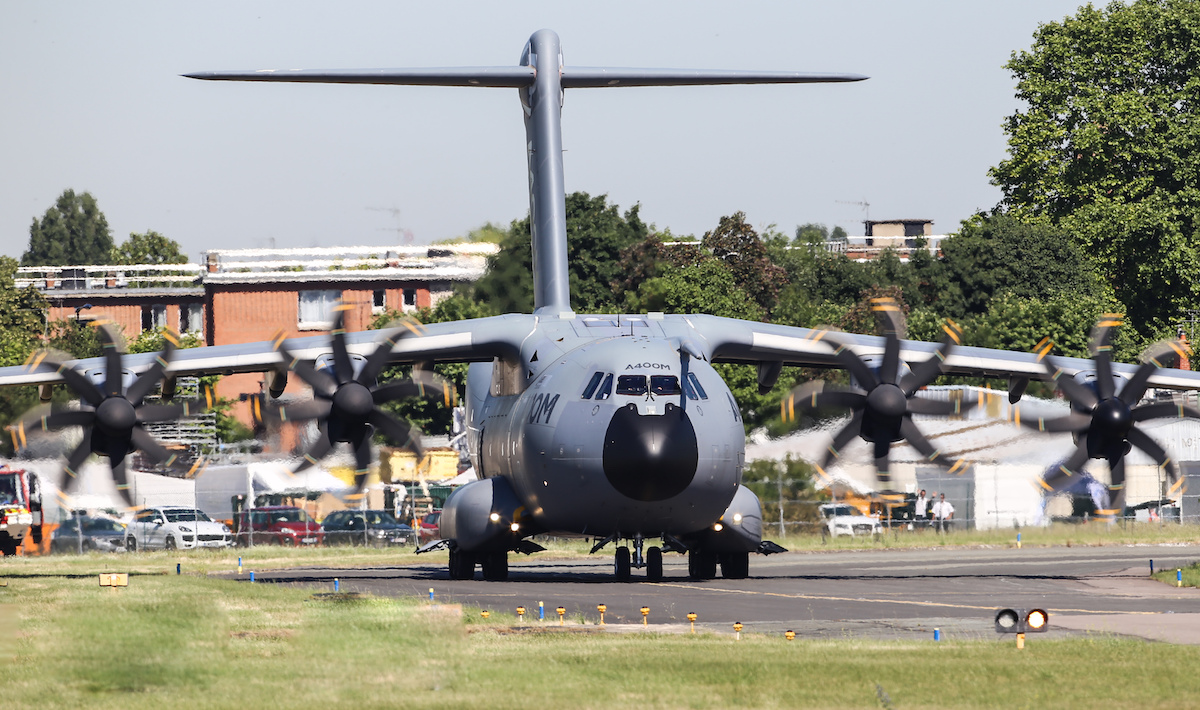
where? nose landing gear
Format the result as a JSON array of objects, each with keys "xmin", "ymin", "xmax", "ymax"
[{"xmin": 598, "ymin": 533, "xmax": 664, "ymax": 582}]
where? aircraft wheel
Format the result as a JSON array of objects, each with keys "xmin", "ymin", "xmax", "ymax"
[
  {"xmin": 645, "ymin": 546, "xmax": 663, "ymax": 582},
  {"xmin": 165, "ymin": 536, "xmax": 177, "ymax": 551},
  {"xmin": 481, "ymin": 551, "xmax": 509, "ymax": 581},
  {"xmin": 126, "ymin": 537, "xmax": 137, "ymax": 553},
  {"xmin": 448, "ymin": 548, "xmax": 476, "ymax": 580},
  {"xmin": 688, "ymin": 549, "xmax": 717, "ymax": 580},
  {"xmin": 614, "ymin": 546, "xmax": 631, "ymax": 581},
  {"xmin": 31, "ymin": 525, "xmax": 42, "ymax": 545},
  {"xmin": 719, "ymin": 552, "xmax": 749, "ymax": 579}
]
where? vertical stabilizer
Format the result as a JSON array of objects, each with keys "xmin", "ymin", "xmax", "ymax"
[{"xmin": 185, "ymin": 31, "xmax": 867, "ymax": 316}]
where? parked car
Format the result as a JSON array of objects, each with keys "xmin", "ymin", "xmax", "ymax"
[
  {"xmin": 234, "ymin": 506, "xmax": 323, "ymax": 547},
  {"xmin": 320, "ymin": 510, "xmax": 414, "ymax": 547},
  {"xmin": 818, "ymin": 503, "xmax": 882, "ymax": 541},
  {"xmin": 124, "ymin": 506, "xmax": 233, "ymax": 551},
  {"xmin": 51, "ymin": 515, "xmax": 126, "ymax": 553},
  {"xmin": 417, "ymin": 510, "xmax": 441, "ymax": 543}
]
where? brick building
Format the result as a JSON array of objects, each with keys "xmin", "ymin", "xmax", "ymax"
[{"xmin": 17, "ymin": 243, "xmax": 497, "ymax": 423}]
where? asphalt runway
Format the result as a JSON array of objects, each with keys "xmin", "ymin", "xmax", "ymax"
[{"xmin": 239, "ymin": 543, "xmax": 1200, "ymax": 643}]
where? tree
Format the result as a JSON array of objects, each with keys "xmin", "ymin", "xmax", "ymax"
[
  {"xmin": 702, "ymin": 213, "xmax": 788, "ymax": 318},
  {"xmin": 989, "ymin": 0, "xmax": 1200, "ymax": 331},
  {"xmin": 21, "ymin": 189, "xmax": 114, "ymax": 266},
  {"xmin": 0, "ymin": 257, "xmax": 49, "ymax": 447},
  {"xmin": 111, "ymin": 230, "xmax": 189, "ymax": 265},
  {"xmin": 934, "ymin": 212, "xmax": 1107, "ymax": 317},
  {"xmin": 473, "ymin": 192, "xmax": 650, "ymax": 313}
]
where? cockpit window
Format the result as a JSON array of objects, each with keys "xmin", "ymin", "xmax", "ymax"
[
  {"xmin": 595, "ymin": 373, "xmax": 614, "ymax": 400},
  {"xmin": 684, "ymin": 373, "xmax": 708, "ymax": 400},
  {"xmin": 581, "ymin": 372, "xmax": 603, "ymax": 399},
  {"xmin": 616, "ymin": 375, "xmax": 648, "ymax": 396},
  {"xmin": 650, "ymin": 375, "xmax": 680, "ymax": 396}
]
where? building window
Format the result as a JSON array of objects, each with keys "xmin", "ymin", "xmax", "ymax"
[
  {"xmin": 372, "ymin": 290, "xmax": 386, "ymax": 314},
  {"xmin": 141, "ymin": 304, "xmax": 167, "ymax": 332},
  {"xmin": 402, "ymin": 288, "xmax": 417, "ymax": 310},
  {"xmin": 298, "ymin": 289, "xmax": 342, "ymax": 329},
  {"xmin": 180, "ymin": 303, "xmax": 203, "ymax": 333}
]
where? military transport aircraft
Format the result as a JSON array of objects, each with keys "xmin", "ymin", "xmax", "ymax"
[{"xmin": 4, "ymin": 29, "xmax": 1200, "ymax": 580}]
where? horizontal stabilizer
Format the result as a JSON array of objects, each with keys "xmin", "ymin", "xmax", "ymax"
[
  {"xmin": 561, "ymin": 67, "xmax": 868, "ymax": 88},
  {"xmin": 184, "ymin": 66, "xmax": 867, "ymax": 89},
  {"xmin": 184, "ymin": 67, "xmax": 536, "ymax": 88}
]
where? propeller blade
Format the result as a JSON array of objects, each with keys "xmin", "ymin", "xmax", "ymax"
[
  {"xmin": 1131, "ymin": 401, "xmax": 1200, "ymax": 423},
  {"xmin": 1038, "ymin": 440, "xmax": 1091, "ymax": 494},
  {"xmin": 366, "ymin": 409, "xmax": 424, "ymax": 458},
  {"xmin": 293, "ymin": 423, "xmax": 334, "ymax": 473},
  {"xmin": 358, "ymin": 318, "xmax": 425, "ymax": 386},
  {"xmin": 1089, "ymin": 314, "xmax": 1122, "ymax": 401},
  {"xmin": 126, "ymin": 329, "xmax": 179, "ymax": 403},
  {"xmin": 351, "ymin": 430, "xmax": 372, "ymax": 495},
  {"xmin": 330, "ymin": 305, "xmax": 356, "ymax": 385},
  {"xmin": 1127, "ymin": 426, "xmax": 1179, "ymax": 487},
  {"xmin": 1014, "ymin": 411, "xmax": 1093, "ymax": 433},
  {"xmin": 90, "ymin": 322, "xmax": 125, "ymax": 397},
  {"xmin": 33, "ymin": 355, "xmax": 104, "ymax": 407},
  {"xmin": 272, "ymin": 399, "xmax": 334, "ymax": 424},
  {"xmin": 373, "ymin": 371, "xmax": 456, "ymax": 407},
  {"xmin": 819, "ymin": 332, "xmax": 879, "ymax": 391},
  {"xmin": 1039, "ymin": 357, "xmax": 1099, "ymax": 411},
  {"xmin": 130, "ymin": 426, "xmax": 176, "ymax": 467},
  {"xmin": 818, "ymin": 409, "xmax": 864, "ymax": 470},
  {"xmin": 276, "ymin": 341, "xmax": 338, "ymax": 399},
  {"xmin": 879, "ymin": 324, "xmax": 902, "ymax": 386},
  {"xmin": 63, "ymin": 437, "xmax": 93, "ymax": 480},
  {"xmin": 108, "ymin": 452, "xmax": 135, "ymax": 508},
  {"xmin": 25, "ymin": 409, "xmax": 96, "ymax": 433},
  {"xmin": 899, "ymin": 417, "xmax": 970, "ymax": 474},
  {"xmin": 873, "ymin": 437, "xmax": 891, "ymax": 486},
  {"xmin": 1099, "ymin": 453, "xmax": 1126, "ymax": 519},
  {"xmin": 900, "ymin": 320, "xmax": 962, "ymax": 396},
  {"xmin": 136, "ymin": 404, "xmax": 187, "ymax": 423}
]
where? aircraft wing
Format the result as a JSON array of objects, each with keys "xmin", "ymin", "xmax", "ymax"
[
  {"xmin": 0, "ymin": 314, "xmax": 535, "ymax": 389},
  {"xmin": 682, "ymin": 315, "xmax": 1200, "ymax": 391}
]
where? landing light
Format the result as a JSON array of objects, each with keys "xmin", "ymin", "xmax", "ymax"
[
  {"xmin": 713, "ymin": 522, "xmax": 724, "ymax": 532},
  {"xmin": 489, "ymin": 513, "xmax": 501, "ymax": 522},
  {"xmin": 510, "ymin": 523, "xmax": 520, "ymax": 532},
  {"xmin": 994, "ymin": 608, "xmax": 1049, "ymax": 634},
  {"xmin": 732, "ymin": 513, "xmax": 743, "ymax": 524}
]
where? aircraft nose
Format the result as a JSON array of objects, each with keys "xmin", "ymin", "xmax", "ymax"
[{"xmin": 602, "ymin": 402, "xmax": 698, "ymax": 502}]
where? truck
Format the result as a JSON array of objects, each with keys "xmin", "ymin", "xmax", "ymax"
[{"xmin": 0, "ymin": 466, "xmax": 44, "ymax": 556}]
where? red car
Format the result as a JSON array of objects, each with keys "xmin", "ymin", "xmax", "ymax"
[
  {"xmin": 417, "ymin": 510, "xmax": 441, "ymax": 543},
  {"xmin": 234, "ymin": 506, "xmax": 323, "ymax": 547}
]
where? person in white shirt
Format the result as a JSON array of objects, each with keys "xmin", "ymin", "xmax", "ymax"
[
  {"xmin": 931, "ymin": 493, "xmax": 954, "ymax": 532},
  {"xmin": 912, "ymin": 489, "xmax": 929, "ymax": 529}
]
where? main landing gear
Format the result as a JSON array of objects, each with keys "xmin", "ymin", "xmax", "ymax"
[{"xmin": 448, "ymin": 548, "xmax": 511, "ymax": 581}]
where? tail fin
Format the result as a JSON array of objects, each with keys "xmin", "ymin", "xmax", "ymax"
[{"xmin": 187, "ymin": 29, "xmax": 866, "ymax": 315}]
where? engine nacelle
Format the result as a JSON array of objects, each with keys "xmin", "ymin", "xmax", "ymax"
[
  {"xmin": 440, "ymin": 476, "xmax": 530, "ymax": 553},
  {"xmin": 692, "ymin": 484, "xmax": 764, "ymax": 553}
]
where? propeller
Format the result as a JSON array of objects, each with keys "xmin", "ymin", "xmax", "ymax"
[
  {"xmin": 9, "ymin": 324, "xmax": 212, "ymax": 507},
  {"xmin": 1016, "ymin": 315, "xmax": 1193, "ymax": 519},
  {"xmin": 257, "ymin": 307, "xmax": 456, "ymax": 499},
  {"xmin": 781, "ymin": 299, "xmax": 973, "ymax": 492}
]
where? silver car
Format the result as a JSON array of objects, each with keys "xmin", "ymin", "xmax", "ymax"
[{"xmin": 124, "ymin": 506, "xmax": 232, "ymax": 551}]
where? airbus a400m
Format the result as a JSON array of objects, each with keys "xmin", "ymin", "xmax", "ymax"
[{"xmin": 5, "ymin": 30, "xmax": 1200, "ymax": 580}]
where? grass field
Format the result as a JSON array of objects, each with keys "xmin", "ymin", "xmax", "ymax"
[
  {"xmin": 3, "ymin": 564, "xmax": 1200, "ymax": 710},
  {"xmin": 3, "ymin": 533, "xmax": 1200, "ymax": 709}
]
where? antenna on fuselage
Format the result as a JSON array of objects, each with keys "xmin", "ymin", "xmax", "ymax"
[{"xmin": 185, "ymin": 30, "xmax": 867, "ymax": 315}]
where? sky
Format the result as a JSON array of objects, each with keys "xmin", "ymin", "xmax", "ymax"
[{"xmin": 1, "ymin": 1, "xmax": 1091, "ymax": 263}]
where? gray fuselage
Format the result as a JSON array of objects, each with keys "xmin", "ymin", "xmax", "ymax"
[{"xmin": 465, "ymin": 315, "xmax": 744, "ymax": 538}]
